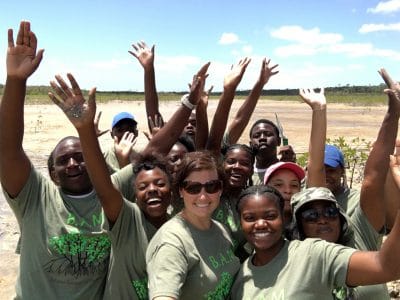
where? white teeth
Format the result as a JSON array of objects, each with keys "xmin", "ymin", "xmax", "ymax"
[
  {"xmin": 195, "ymin": 203, "xmax": 209, "ymax": 208},
  {"xmin": 253, "ymin": 232, "xmax": 270, "ymax": 238},
  {"xmin": 147, "ymin": 198, "xmax": 162, "ymax": 205}
]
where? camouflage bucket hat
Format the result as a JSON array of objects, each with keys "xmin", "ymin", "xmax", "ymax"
[
  {"xmin": 291, "ymin": 187, "xmax": 337, "ymax": 216},
  {"xmin": 291, "ymin": 187, "xmax": 353, "ymax": 244}
]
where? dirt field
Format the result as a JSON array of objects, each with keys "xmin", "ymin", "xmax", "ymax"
[{"xmin": 0, "ymin": 99, "xmax": 397, "ymax": 299}]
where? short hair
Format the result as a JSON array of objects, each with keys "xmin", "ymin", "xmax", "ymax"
[
  {"xmin": 133, "ymin": 153, "xmax": 172, "ymax": 186},
  {"xmin": 175, "ymin": 151, "xmax": 225, "ymax": 188},
  {"xmin": 236, "ymin": 185, "xmax": 284, "ymax": 215},
  {"xmin": 249, "ymin": 119, "xmax": 280, "ymax": 141},
  {"xmin": 47, "ymin": 136, "xmax": 80, "ymax": 177}
]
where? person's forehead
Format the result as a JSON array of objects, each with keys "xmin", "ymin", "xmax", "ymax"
[{"xmin": 252, "ymin": 123, "xmax": 276, "ymax": 133}]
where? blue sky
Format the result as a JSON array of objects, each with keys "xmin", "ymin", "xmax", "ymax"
[{"xmin": 1, "ymin": 0, "xmax": 400, "ymax": 92}]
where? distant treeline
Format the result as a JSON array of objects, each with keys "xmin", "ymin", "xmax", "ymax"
[{"xmin": 0, "ymin": 83, "xmax": 390, "ymax": 105}]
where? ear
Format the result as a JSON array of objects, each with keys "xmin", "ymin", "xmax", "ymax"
[{"xmin": 50, "ymin": 168, "xmax": 60, "ymax": 185}]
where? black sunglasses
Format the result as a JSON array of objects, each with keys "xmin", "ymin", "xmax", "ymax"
[
  {"xmin": 300, "ymin": 206, "xmax": 340, "ymax": 223},
  {"xmin": 182, "ymin": 180, "xmax": 222, "ymax": 195}
]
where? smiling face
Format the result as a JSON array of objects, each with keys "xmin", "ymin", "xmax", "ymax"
[
  {"xmin": 51, "ymin": 137, "xmax": 92, "ymax": 195},
  {"xmin": 134, "ymin": 167, "xmax": 171, "ymax": 220},
  {"xmin": 267, "ymin": 169, "xmax": 301, "ymax": 218},
  {"xmin": 180, "ymin": 169, "xmax": 221, "ymax": 222},
  {"xmin": 299, "ymin": 200, "xmax": 341, "ymax": 243},
  {"xmin": 239, "ymin": 193, "xmax": 284, "ymax": 263},
  {"xmin": 223, "ymin": 148, "xmax": 253, "ymax": 189}
]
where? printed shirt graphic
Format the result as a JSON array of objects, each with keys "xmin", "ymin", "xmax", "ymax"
[
  {"xmin": 146, "ymin": 215, "xmax": 240, "ymax": 299},
  {"xmin": 4, "ymin": 167, "xmax": 110, "ymax": 300},
  {"xmin": 230, "ymin": 239, "xmax": 355, "ymax": 300},
  {"xmin": 103, "ymin": 199, "xmax": 157, "ymax": 300}
]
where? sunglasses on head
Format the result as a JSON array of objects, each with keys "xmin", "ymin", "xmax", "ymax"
[
  {"xmin": 182, "ymin": 180, "xmax": 222, "ymax": 195},
  {"xmin": 300, "ymin": 206, "xmax": 340, "ymax": 223}
]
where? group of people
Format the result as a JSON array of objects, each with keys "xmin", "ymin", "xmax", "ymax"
[{"xmin": 2, "ymin": 20, "xmax": 400, "ymax": 300}]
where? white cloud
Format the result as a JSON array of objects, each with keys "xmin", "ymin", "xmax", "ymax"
[
  {"xmin": 270, "ymin": 26, "xmax": 343, "ymax": 45},
  {"xmin": 367, "ymin": 0, "xmax": 400, "ymax": 14},
  {"xmin": 271, "ymin": 25, "xmax": 400, "ymax": 61},
  {"xmin": 218, "ymin": 32, "xmax": 240, "ymax": 45},
  {"xmin": 359, "ymin": 23, "xmax": 400, "ymax": 33}
]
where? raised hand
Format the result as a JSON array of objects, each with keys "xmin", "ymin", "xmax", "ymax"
[
  {"xmin": 114, "ymin": 131, "xmax": 137, "ymax": 162},
  {"xmin": 7, "ymin": 21, "xmax": 44, "ymax": 80},
  {"xmin": 129, "ymin": 41, "xmax": 155, "ymax": 70},
  {"xmin": 299, "ymin": 88, "xmax": 326, "ymax": 111},
  {"xmin": 258, "ymin": 58, "xmax": 279, "ymax": 86},
  {"xmin": 48, "ymin": 73, "xmax": 96, "ymax": 129},
  {"xmin": 187, "ymin": 62, "xmax": 211, "ymax": 106},
  {"xmin": 378, "ymin": 68, "xmax": 400, "ymax": 113},
  {"xmin": 143, "ymin": 114, "xmax": 164, "ymax": 141},
  {"xmin": 223, "ymin": 57, "xmax": 251, "ymax": 90},
  {"xmin": 94, "ymin": 111, "xmax": 109, "ymax": 137}
]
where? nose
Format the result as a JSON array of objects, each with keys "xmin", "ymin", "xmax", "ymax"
[
  {"xmin": 254, "ymin": 218, "xmax": 267, "ymax": 229},
  {"xmin": 67, "ymin": 157, "xmax": 78, "ymax": 168}
]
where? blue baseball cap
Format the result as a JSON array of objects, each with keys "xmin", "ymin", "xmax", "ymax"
[
  {"xmin": 111, "ymin": 112, "xmax": 137, "ymax": 128},
  {"xmin": 324, "ymin": 144, "xmax": 344, "ymax": 168}
]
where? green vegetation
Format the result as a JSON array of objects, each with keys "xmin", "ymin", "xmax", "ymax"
[
  {"xmin": 296, "ymin": 136, "xmax": 372, "ymax": 188},
  {"xmin": 0, "ymin": 83, "xmax": 389, "ymax": 105}
]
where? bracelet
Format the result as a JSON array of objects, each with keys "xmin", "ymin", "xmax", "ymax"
[{"xmin": 181, "ymin": 94, "xmax": 196, "ymax": 110}]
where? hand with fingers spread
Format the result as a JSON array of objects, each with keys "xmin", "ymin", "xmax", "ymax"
[
  {"xmin": 114, "ymin": 131, "xmax": 137, "ymax": 167},
  {"xmin": 48, "ymin": 73, "xmax": 96, "ymax": 129},
  {"xmin": 258, "ymin": 58, "xmax": 279, "ymax": 86},
  {"xmin": 94, "ymin": 111, "xmax": 109, "ymax": 137},
  {"xmin": 299, "ymin": 88, "xmax": 326, "ymax": 111},
  {"xmin": 129, "ymin": 41, "xmax": 155, "ymax": 71},
  {"xmin": 223, "ymin": 57, "xmax": 251, "ymax": 90},
  {"xmin": 143, "ymin": 114, "xmax": 164, "ymax": 141},
  {"xmin": 7, "ymin": 21, "xmax": 44, "ymax": 80}
]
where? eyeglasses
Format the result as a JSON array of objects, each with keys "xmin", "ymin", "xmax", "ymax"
[
  {"xmin": 300, "ymin": 206, "xmax": 340, "ymax": 223},
  {"xmin": 181, "ymin": 180, "xmax": 222, "ymax": 195}
]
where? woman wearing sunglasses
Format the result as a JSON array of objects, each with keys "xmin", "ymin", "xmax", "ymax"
[
  {"xmin": 231, "ymin": 184, "xmax": 400, "ymax": 299},
  {"xmin": 146, "ymin": 151, "xmax": 240, "ymax": 300}
]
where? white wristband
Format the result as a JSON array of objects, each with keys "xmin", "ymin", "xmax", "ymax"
[{"xmin": 181, "ymin": 94, "xmax": 196, "ymax": 110}]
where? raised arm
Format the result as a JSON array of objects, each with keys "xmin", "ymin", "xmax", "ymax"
[
  {"xmin": 360, "ymin": 68, "xmax": 400, "ymax": 231},
  {"xmin": 49, "ymin": 73, "xmax": 123, "ymax": 223},
  {"xmin": 143, "ymin": 62, "xmax": 210, "ymax": 156},
  {"xmin": 299, "ymin": 88, "xmax": 327, "ymax": 187},
  {"xmin": 227, "ymin": 58, "xmax": 279, "ymax": 145},
  {"xmin": 194, "ymin": 84, "xmax": 213, "ymax": 150},
  {"xmin": 0, "ymin": 21, "xmax": 44, "ymax": 197},
  {"xmin": 129, "ymin": 41, "xmax": 163, "ymax": 131},
  {"xmin": 206, "ymin": 58, "xmax": 251, "ymax": 155}
]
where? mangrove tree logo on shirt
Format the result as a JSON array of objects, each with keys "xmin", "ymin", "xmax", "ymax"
[
  {"xmin": 44, "ymin": 233, "xmax": 111, "ymax": 277},
  {"xmin": 204, "ymin": 272, "xmax": 233, "ymax": 299},
  {"xmin": 132, "ymin": 277, "xmax": 148, "ymax": 300}
]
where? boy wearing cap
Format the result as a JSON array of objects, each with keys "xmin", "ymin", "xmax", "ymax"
[
  {"xmin": 103, "ymin": 112, "xmax": 139, "ymax": 174},
  {"xmin": 324, "ymin": 144, "xmax": 360, "ymax": 216}
]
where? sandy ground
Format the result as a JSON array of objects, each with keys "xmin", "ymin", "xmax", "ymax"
[{"xmin": 0, "ymin": 99, "xmax": 396, "ymax": 299}]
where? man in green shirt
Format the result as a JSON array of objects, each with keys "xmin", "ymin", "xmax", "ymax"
[{"xmin": 0, "ymin": 21, "xmax": 110, "ymax": 299}]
